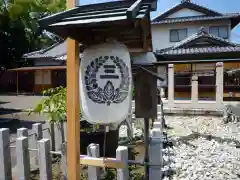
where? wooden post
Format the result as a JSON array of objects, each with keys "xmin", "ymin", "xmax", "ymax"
[
  {"xmin": 41, "ymin": 70, "xmax": 44, "ymax": 92},
  {"xmin": 66, "ymin": 0, "xmax": 80, "ymax": 180}
]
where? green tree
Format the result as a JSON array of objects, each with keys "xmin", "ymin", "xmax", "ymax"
[{"xmin": 0, "ymin": 0, "xmax": 66, "ymax": 68}]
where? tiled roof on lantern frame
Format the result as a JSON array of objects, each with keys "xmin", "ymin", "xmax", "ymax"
[
  {"xmin": 38, "ymin": 0, "xmax": 158, "ymax": 52},
  {"xmin": 39, "ymin": 0, "xmax": 157, "ymax": 28}
]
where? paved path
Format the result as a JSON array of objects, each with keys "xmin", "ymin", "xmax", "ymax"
[{"xmin": 0, "ymin": 95, "xmax": 45, "ymax": 110}]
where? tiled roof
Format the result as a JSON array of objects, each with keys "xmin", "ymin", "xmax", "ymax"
[
  {"xmin": 158, "ymin": 46, "xmax": 240, "ymax": 56},
  {"xmin": 152, "ymin": 1, "xmax": 222, "ymax": 22},
  {"xmin": 23, "ymin": 40, "xmax": 84, "ymax": 60},
  {"xmin": 39, "ymin": 0, "xmax": 157, "ymax": 28},
  {"xmin": 152, "ymin": 13, "xmax": 240, "ymax": 25},
  {"xmin": 23, "ymin": 41, "xmax": 67, "ymax": 59},
  {"xmin": 151, "ymin": 1, "xmax": 240, "ymax": 27},
  {"xmin": 156, "ymin": 28, "xmax": 240, "ymax": 56}
]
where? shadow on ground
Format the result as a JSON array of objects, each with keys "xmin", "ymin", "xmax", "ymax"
[
  {"xmin": 0, "ymin": 119, "xmax": 45, "ymax": 134},
  {"xmin": 0, "ymin": 108, "xmax": 22, "ymax": 115},
  {"xmin": 0, "ymin": 108, "xmax": 45, "ymax": 134},
  {"xmin": 0, "ymin": 101, "xmax": 9, "ymax": 105}
]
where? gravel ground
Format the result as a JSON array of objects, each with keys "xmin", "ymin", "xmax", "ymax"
[{"xmin": 163, "ymin": 115, "xmax": 240, "ymax": 180}]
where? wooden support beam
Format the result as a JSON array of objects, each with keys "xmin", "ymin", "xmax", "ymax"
[
  {"xmin": 80, "ymin": 156, "xmax": 124, "ymax": 169},
  {"xmin": 67, "ymin": 40, "xmax": 80, "ymax": 179},
  {"xmin": 128, "ymin": 48, "xmax": 151, "ymax": 53},
  {"xmin": 67, "ymin": 0, "xmax": 80, "ymax": 180},
  {"xmin": 41, "ymin": 70, "xmax": 44, "ymax": 92},
  {"xmin": 72, "ymin": 7, "xmax": 128, "ymax": 17},
  {"xmin": 140, "ymin": 17, "xmax": 151, "ymax": 51}
]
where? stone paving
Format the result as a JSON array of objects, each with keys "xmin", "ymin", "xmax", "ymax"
[{"xmin": 0, "ymin": 95, "xmax": 44, "ymax": 110}]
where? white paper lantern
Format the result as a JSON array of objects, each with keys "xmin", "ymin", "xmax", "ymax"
[{"xmin": 79, "ymin": 41, "xmax": 132, "ymax": 124}]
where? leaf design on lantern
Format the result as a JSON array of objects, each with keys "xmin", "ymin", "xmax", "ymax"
[
  {"xmin": 103, "ymin": 81, "xmax": 115, "ymax": 106},
  {"xmin": 84, "ymin": 56, "xmax": 130, "ymax": 106},
  {"xmin": 87, "ymin": 91, "xmax": 105, "ymax": 104}
]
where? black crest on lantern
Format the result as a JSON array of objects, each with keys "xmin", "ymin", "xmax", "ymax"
[{"xmin": 84, "ymin": 56, "xmax": 130, "ymax": 106}]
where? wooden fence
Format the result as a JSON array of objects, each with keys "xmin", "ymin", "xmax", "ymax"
[{"xmin": 0, "ymin": 120, "xmax": 162, "ymax": 180}]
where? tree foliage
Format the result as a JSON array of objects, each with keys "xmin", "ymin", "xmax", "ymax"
[{"xmin": 0, "ymin": 0, "xmax": 66, "ymax": 68}]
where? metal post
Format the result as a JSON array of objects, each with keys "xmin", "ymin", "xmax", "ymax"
[{"xmin": 144, "ymin": 118, "xmax": 149, "ymax": 180}]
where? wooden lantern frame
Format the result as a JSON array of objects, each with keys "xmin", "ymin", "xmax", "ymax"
[
  {"xmin": 39, "ymin": 0, "xmax": 157, "ymax": 52},
  {"xmin": 38, "ymin": 0, "xmax": 158, "ymax": 179}
]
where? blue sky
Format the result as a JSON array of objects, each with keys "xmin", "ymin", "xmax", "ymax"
[{"xmin": 79, "ymin": 0, "xmax": 240, "ymax": 43}]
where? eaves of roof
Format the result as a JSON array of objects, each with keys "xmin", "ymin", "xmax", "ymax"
[
  {"xmin": 38, "ymin": 0, "xmax": 158, "ymax": 52},
  {"xmin": 23, "ymin": 41, "xmax": 65, "ymax": 59},
  {"xmin": 154, "ymin": 46, "xmax": 240, "ymax": 64},
  {"xmin": 158, "ymin": 46, "xmax": 240, "ymax": 56},
  {"xmin": 23, "ymin": 40, "xmax": 85, "ymax": 60},
  {"xmin": 151, "ymin": 13, "xmax": 240, "ymax": 25}
]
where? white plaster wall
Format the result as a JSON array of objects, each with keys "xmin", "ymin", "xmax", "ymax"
[
  {"xmin": 167, "ymin": 8, "xmax": 204, "ymax": 18},
  {"xmin": 151, "ymin": 20, "xmax": 231, "ymax": 51}
]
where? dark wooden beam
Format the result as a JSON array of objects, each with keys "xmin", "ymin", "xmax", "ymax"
[
  {"xmin": 62, "ymin": 11, "xmax": 127, "ymax": 22},
  {"xmin": 135, "ymin": 65, "xmax": 165, "ymax": 81},
  {"xmin": 140, "ymin": 18, "xmax": 148, "ymax": 51},
  {"xmin": 127, "ymin": 0, "xmax": 142, "ymax": 19},
  {"xmin": 71, "ymin": 7, "xmax": 128, "ymax": 17},
  {"xmin": 39, "ymin": 7, "xmax": 82, "ymax": 28}
]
